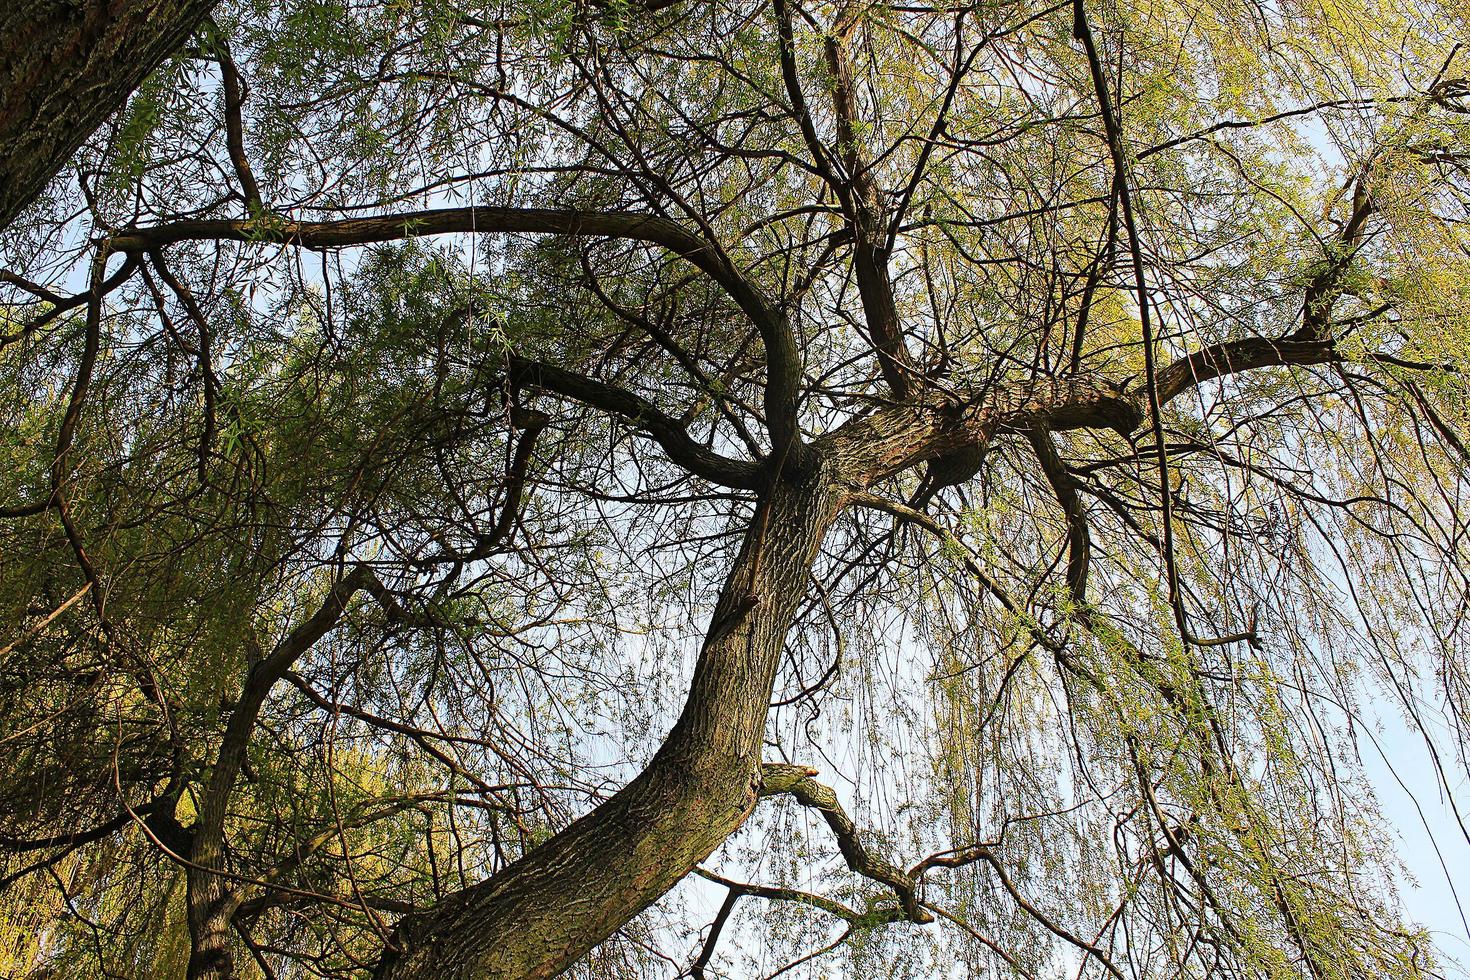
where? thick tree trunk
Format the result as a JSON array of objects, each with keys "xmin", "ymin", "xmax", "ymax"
[
  {"xmin": 369, "ymin": 380, "xmax": 1147, "ymax": 979},
  {"xmin": 185, "ymin": 880, "xmax": 239, "ymax": 980},
  {"xmin": 374, "ymin": 466, "xmax": 845, "ymax": 979},
  {"xmin": 0, "ymin": 0, "xmax": 217, "ymax": 230}
]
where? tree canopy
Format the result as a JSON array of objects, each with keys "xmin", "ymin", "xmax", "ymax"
[{"xmin": 2, "ymin": 0, "xmax": 1469, "ymax": 977}]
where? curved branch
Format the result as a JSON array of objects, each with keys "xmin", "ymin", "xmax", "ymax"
[
  {"xmin": 693, "ymin": 866, "xmax": 883, "ymax": 924},
  {"xmin": 759, "ymin": 763, "xmax": 933, "ymax": 923},
  {"xmin": 1, "ymin": 254, "xmax": 139, "ymax": 352},
  {"xmin": 208, "ymin": 30, "xmax": 262, "ymax": 214},
  {"xmin": 823, "ymin": 23, "xmax": 918, "ymax": 397},
  {"xmin": 508, "ymin": 355, "xmax": 763, "ymax": 489},
  {"xmin": 1154, "ymin": 335, "xmax": 1339, "ymax": 405},
  {"xmin": 186, "ymin": 564, "xmax": 372, "ymax": 979},
  {"xmin": 1027, "ymin": 429, "xmax": 1090, "ymax": 604},
  {"xmin": 105, "ymin": 206, "xmax": 807, "ymax": 461}
]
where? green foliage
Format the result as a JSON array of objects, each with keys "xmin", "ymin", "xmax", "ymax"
[{"xmin": 4, "ymin": 0, "xmax": 1469, "ymax": 976}]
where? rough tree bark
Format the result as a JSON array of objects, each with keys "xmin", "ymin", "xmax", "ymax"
[
  {"xmin": 374, "ymin": 463, "xmax": 847, "ymax": 979},
  {"xmin": 0, "ymin": 0, "xmax": 217, "ymax": 230}
]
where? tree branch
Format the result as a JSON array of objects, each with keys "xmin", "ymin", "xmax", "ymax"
[
  {"xmin": 759, "ymin": 763, "xmax": 933, "ymax": 923},
  {"xmin": 508, "ymin": 355, "xmax": 763, "ymax": 489},
  {"xmin": 105, "ymin": 206, "xmax": 807, "ymax": 462},
  {"xmin": 186, "ymin": 563, "xmax": 372, "ymax": 978},
  {"xmin": 1153, "ymin": 335, "xmax": 1339, "ymax": 405},
  {"xmin": 1027, "ymin": 429, "xmax": 1090, "ymax": 604},
  {"xmin": 207, "ymin": 28, "xmax": 261, "ymax": 214}
]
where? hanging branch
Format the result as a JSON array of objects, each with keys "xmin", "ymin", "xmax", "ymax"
[{"xmin": 1072, "ymin": 0, "xmax": 1255, "ymax": 649}]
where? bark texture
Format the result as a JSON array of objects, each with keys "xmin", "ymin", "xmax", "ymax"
[
  {"xmin": 374, "ymin": 467, "xmax": 845, "ymax": 979},
  {"xmin": 0, "ymin": 0, "xmax": 217, "ymax": 230}
]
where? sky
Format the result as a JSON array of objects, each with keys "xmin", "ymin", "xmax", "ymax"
[{"xmin": 1362, "ymin": 697, "xmax": 1470, "ymax": 977}]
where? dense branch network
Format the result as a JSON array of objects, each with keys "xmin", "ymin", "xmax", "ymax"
[{"xmin": 1, "ymin": 1, "xmax": 1467, "ymax": 979}]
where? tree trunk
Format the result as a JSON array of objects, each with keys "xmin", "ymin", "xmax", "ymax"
[
  {"xmin": 0, "ymin": 0, "xmax": 217, "ymax": 230},
  {"xmin": 184, "ymin": 879, "xmax": 239, "ymax": 980},
  {"xmin": 184, "ymin": 672, "xmax": 261, "ymax": 980},
  {"xmin": 374, "ymin": 465, "xmax": 845, "ymax": 979}
]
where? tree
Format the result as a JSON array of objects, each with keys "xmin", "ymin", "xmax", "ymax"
[
  {"xmin": 0, "ymin": 0, "xmax": 219, "ymax": 230},
  {"xmin": 2, "ymin": 0, "xmax": 1469, "ymax": 977}
]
